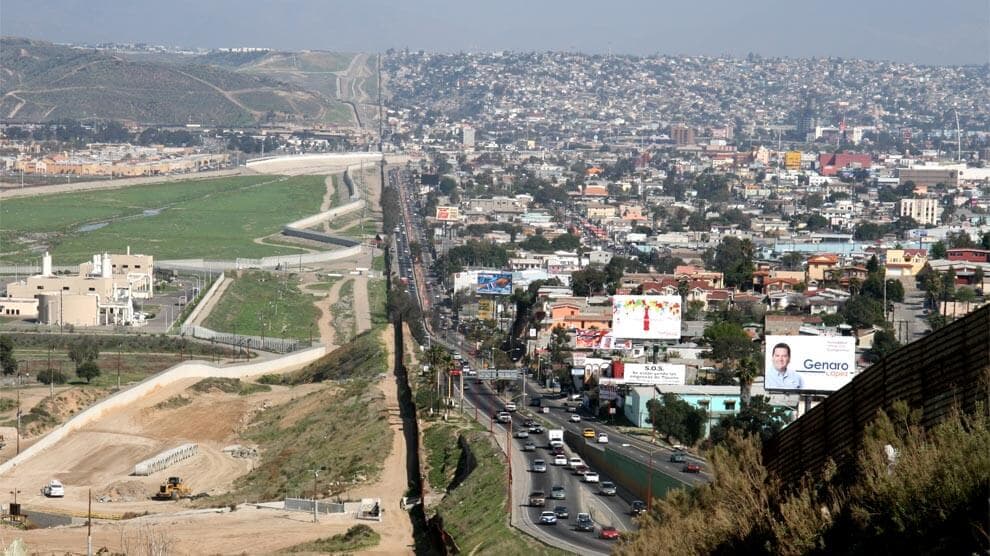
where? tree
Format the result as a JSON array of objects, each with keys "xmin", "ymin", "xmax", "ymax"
[
  {"xmin": 0, "ymin": 335, "xmax": 17, "ymax": 376},
  {"xmin": 709, "ymin": 395, "xmax": 790, "ymax": 445},
  {"xmin": 955, "ymin": 286, "xmax": 977, "ymax": 314},
  {"xmin": 77, "ymin": 360, "xmax": 101, "ymax": 383},
  {"xmin": 867, "ymin": 329, "xmax": 901, "ymax": 362},
  {"xmin": 551, "ymin": 233, "xmax": 581, "ymax": 251},
  {"xmin": 780, "ymin": 252, "xmax": 805, "ymax": 271},
  {"xmin": 519, "ymin": 234, "xmax": 552, "ymax": 252},
  {"xmin": 37, "ymin": 369, "xmax": 67, "ymax": 385},
  {"xmin": 805, "ymin": 214, "xmax": 829, "ymax": 232},
  {"xmin": 68, "ymin": 336, "xmax": 100, "ymax": 370},
  {"xmin": 929, "ymin": 241, "xmax": 947, "ymax": 260},
  {"xmin": 646, "ymin": 393, "xmax": 706, "ymax": 446},
  {"xmin": 705, "ymin": 237, "xmax": 755, "ymax": 289},
  {"xmin": 570, "ymin": 267, "xmax": 608, "ymax": 296},
  {"xmin": 842, "ymin": 295, "xmax": 885, "ymax": 329},
  {"xmin": 702, "ymin": 321, "xmax": 759, "ymax": 405}
]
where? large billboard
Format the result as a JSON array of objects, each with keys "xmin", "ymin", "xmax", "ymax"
[
  {"xmin": 611, "ymin": 295, "xmax": 682, "ymax": 340},
  {"xmin": 574, "ymin": 328, "xmax": 632, "ymax": 350},
  {"xmin": 764, "ymin": 335, "xmax": 857, "ymax": 392},
  {"xmin": 435, "ymin": 206, "xmax": 460, "ymax": 221},
  {"xmin": 477, "ymin": 272, "xmax": 512, "ymax": 295}
]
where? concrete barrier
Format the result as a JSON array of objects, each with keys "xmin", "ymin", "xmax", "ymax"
[
  {"xmin": 133, "ymin": 443, "xmax": 198, "ymax": 475},
  {"xmin": 0, "ymin": 346, "xmax": 326, "ymax": 476},
  {"xmin": 179, "ymin": 272, "xmax": 225, "ymax": 330}
]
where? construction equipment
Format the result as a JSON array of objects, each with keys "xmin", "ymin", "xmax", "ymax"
[{"xmin": 152, "ymin": 476, "xmax": 192, "ymax": 501}]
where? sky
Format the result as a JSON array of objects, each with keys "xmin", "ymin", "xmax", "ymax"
[{"xmin": 3, "ymin": 0, "xmax": 988, "ymax": 65}]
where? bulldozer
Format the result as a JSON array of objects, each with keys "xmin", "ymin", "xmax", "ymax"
[{"xmin": 152, "ymin": 476, "xmax": 192, "ymax": 501}]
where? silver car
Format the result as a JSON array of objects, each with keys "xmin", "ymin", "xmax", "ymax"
[{"xmin": 600, "ymin": 481, "xmax": 617, "ymax": 496}]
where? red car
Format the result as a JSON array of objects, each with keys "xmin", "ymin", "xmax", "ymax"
[
  {"xmin": 683, "ymin": 463, "xmax": 702, "ymax": 473},
  {"xmin": 599, "ymin": 526, "xmax": 621, "ymax": 540}
]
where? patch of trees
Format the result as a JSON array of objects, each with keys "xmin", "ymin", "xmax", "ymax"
[
  {"xmin": 709, "ymin": 395, "xmax": 790, "ymax": 445},
  {"xmin": 647, "ymin": 393, "xmax": 707, "ymax": 446},
  {"xmin": 704, "ymin": 237, "xmax": 755, "ymax": 289}
]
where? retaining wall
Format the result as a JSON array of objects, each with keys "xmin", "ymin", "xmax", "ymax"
[
  {"xmin": 284, "ymin": 199, "xmax": 364, "ymax": 230},
  {"xmin": 158, "ymin": 245, "xmax": 363, "ymax": 271},
  {"xmin": 0, "ymin": 346, "xmax": 326, "ymax": 476},
  {"xmin": 133, "ymin": 443, "xmax": 198, "ymax": 475},
  {"xmin": 563, "ymin": 429, "xmax": 688, "ymax": 503}
]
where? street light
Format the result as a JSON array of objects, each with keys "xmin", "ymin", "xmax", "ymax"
[{"xmin": 647, "ymin": 449, "xmax": 656, "ymax": 512}]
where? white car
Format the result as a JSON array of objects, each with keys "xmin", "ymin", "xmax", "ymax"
[
  {"xmin": 505, "ymin": 402, "xmax": 517, "ymax": 412},
  {"xmin": 42, "ymin": 479, "xmax": 65, "ymax": 498},
  {"xmin": 552, "ymin": 454, "xmax": 568, "ymax": 466},
  {"xmin": 539, "ymin": 511, "xmax": 558, "ymax": 525},
  {"xmin": 569, "ymin": 414, "xmax": 581, "ymax": 423},
  {"xmin": 582, "ymin": 471, "xmax": 600, "ymax": 483},
  {"xmin": 597, "ymin": 433, "xmax": 609, "ymax": 444},
  {"xmin": 568, "ymin": 456, "xmax": 584, "ymax": 469}
]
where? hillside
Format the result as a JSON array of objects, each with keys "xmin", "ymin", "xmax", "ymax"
[{"xmin": 0, "ymin": 37, "xmax": 356, "ymax": 126}]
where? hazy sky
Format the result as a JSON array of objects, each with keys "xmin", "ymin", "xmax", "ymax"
[{"xmin": 3, "ymin": 0, "xmax": 988, "ymax": 65}]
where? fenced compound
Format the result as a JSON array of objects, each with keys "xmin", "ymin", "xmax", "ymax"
[
  {"xmin": 132, "ymin": 443, "xmax": 198, "ymax": 476},
  {"xmin": 180, "ymin": 324, "xmax": 308, "ymax": 354},
  {"xmin": 763, "ymin": 305, "xmax": 990, "ymax": 486}
]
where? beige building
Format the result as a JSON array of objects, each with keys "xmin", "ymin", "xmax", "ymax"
[
  {"xmin": 898, "ymin": 198, "xmax": 940, "ymax": 226},
  {"xmin": 3, "ymin": 251, "xmax": 153, "ymax": 326}
]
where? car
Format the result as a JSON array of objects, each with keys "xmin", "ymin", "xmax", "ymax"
[
  {"xmin": 532, "ymin": 459, "xmax": 548, "ymax": 473},
  {"xmin": 522, "ymin": 441, "xmax": 537, "ymax": 452},
  {"xmin": 670, "ymin": 451, "xmax": 687, "ymax": 463},
  {"xmin": 505, "ymin": 402, "xmax": 517, "ymax": 412},
  {"xmin": 513, "ymin": 429, "xmax": 529, "ymax": 439},
  {"xmin": 683, "ymin": 463, "xmax": 702, "ymax": 473},
  {"xmin": 573, "ymin": 464, "xmax": 590, "ymax": 476},
  {"xmin": 496, "ymin": 412, "xmax": 511, "ymax": 423},
  {"xmin": 630, "ymin": 500, "xmax": 647, "ymax": 516},
  {"xmin": 552, "ymin": 454, "xmax": 568, "ymax": 466},
  {"xmin": 567, "ymin": 456, "xmax": 584, "ymax": 469},
  {"xmin": 551, "ymin": 446, "xmax": 565, "ymax": 456},
  {"xmin": 597, "ymin": 433, "xmax": 609, "ymax": 444},
  {"xmin": 599, "ymin": 481, "xmax": 617, "ymax": 496},
  {"xmin": 551, "ymin": 485, "xmax": 566, "ymax": 500},
  {"xmin": 553, "ymin": 505, "xmax": 569, "ymax": 519},
  {"xmin": 582, "ymin": 428, "xmax": 595, "ymax": 438},
  {"xmin": 599, "ymin": 526, "xmax": 621, "ymax": 540},
  {"xmin": 530, "ymin": 397, "xmax": 543, "ymax": 407},
  {"xmin": 42, "ymin": 479, "xmax": 65, "ymax": 498},
  {"xmin": 529, "ymin": 425, "xmax": 544, "ymax": 434},
  {"xmin": 583, "ymin": 471, "xmax": 600, "ymax": 483},
  {"xmin": 538, "ymin": 511, "xmax": 558, "ymax": 525},
  {"xmin": 522, "ymin": 419, "xmax": 536, "ymax": 428},
  {"xmin": 529, "ymin": 491, "xmax": 547, "ymax": 507},
  {"xmin": 575, "ymin": 513, "xmax": 595, "ymax": 532},
  {"xmin": 569, "ymin": 414, "xmax": 582, "ymax": 423}
]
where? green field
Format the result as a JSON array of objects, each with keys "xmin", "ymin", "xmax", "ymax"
[
  {"xmin": 0, "ymin": 175, "xmax": 328, "ymax": 264},
  {"xmin": 202, "ymin": 270, "xmax": 320, "ymax": 341}
]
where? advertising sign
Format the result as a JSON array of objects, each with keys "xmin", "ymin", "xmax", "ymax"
[
  {"xmin": 575, "ymin": 328, "xmax": 609, "ymax": 349},
  {"xmin": 477, "ymin": 298, "xmax": 495, "ymax": 321},
  {"xmin": 435, "ymin": 206, "xmax": 460, "ymax": 221},
  {"xmin": 607, "ymin": 363, "xmax": 686, "ymax": 386},
  {"xmin": 477, "ymin": 272, "xmax": 512, "ymax": 295},
  {"xmin": 611, "ymin": 295, "xmax": 682, "ymax": 340},
  {"xmin": 764, "ymin": 335, "xmax": 857, "ymax": 392}
]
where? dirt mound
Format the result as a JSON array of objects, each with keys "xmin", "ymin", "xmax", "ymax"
[
  {"xmin": 24, "ymin": 387, "xmax": 110, "ymax": 437},
  {"xmin": 97, "ymin": 480, "xmax": 148, "ymax": 503}
]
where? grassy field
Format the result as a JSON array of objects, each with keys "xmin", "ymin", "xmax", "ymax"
[
  {"xmin": 278, "ymin": 327, "xmax": 387, "ymax": 385},
  {"xmin": 0, "ymin": 174, "xmax": 328, "ymax": 264},
  {"xmin": 286, "ymin": 524, "xmax": 380, "ymax": 553},
  {"xmin": 10, "ymin": 351, "xmax": 191, "ymax": 388},
  {"xmin": 331, "ymin": 279, "xmax": 356, "ymax": 344},
  {"xmin": 368, "ymin": 279, "xmax": 387, "ymax": 326},
  {"xmin": 202, "ymin": 270, "xmax": 319, "ymax": 341}
]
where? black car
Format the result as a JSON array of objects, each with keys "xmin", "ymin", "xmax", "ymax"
[
  {"xmin": 574, "ymin": 513, "xmax": 595, "ymax": 532},
  {"xmin": 553, "ymin": 505, "xmax": 569, "ymax": 519},
  {"xmin": 630, "ymin": 500, "xmax": 647, "ymax": 516}
]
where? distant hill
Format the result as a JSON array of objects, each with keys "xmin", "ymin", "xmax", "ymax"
[{"xmin": 0, "ymin": 37, "xmax": 358, "ymax": 127}]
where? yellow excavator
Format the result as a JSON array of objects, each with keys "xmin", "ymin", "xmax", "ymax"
[{"xmin": 152, "ymin": 476, "xmax": 192, "ymax": 500}]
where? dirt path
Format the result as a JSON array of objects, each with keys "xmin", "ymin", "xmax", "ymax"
[
  {"xmin": 189, "ymin": 276, "xmax": 231, "ymax": 327},
  {"xmin": 353, "ymin": 275, "xmax": 372, "ymax": 335},
  {"xmin": 313, "ymin": 276, "xmax": 350, "ymax": 349},
  {"xmin": 345, "ymin": 324, "xmax": 414, "ymax": 555}
]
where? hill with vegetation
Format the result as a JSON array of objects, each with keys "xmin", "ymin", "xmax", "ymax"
[{"xmin": 0, "ymin": 37, "xmax": 355, "ymax": 126}]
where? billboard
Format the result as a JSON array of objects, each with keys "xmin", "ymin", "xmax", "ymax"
[
  {"xmin": 435, "ymin": 206, "xmax": 460, "ymax": 221},
  {"xmin": 603, "ymin": 363, "xmax": 686, "ymax": 386},
  {"xmin": 477, "ymin": 272, "xmax": 512, "ymax": 295},
  {"xmin": 611, "ymin": 295, "xmax": 682, "ymax": 340},
  {"xmin": 574, "ymin": 329, "xmax": 633, "ymax": 350},
  {"xmin": 477, "ymin": 298, "xmax": 495, "ymax": 321},
  {"xmin": 764, "ymin": 335, "xmax": 857, "ymax": 392}
]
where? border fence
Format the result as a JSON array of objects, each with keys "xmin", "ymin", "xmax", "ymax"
[
  {"xmin": 180, "ymin": 324, "xmax": 308, "ymax": 354},
  {"xmin": 763, "ymin": 305, "xmax": 990, "ymax": 486}
]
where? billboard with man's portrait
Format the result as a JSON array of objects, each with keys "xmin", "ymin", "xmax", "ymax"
[{"xmin": 764, "ymin": 335, "xmax": 857, "ymax": 392}]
